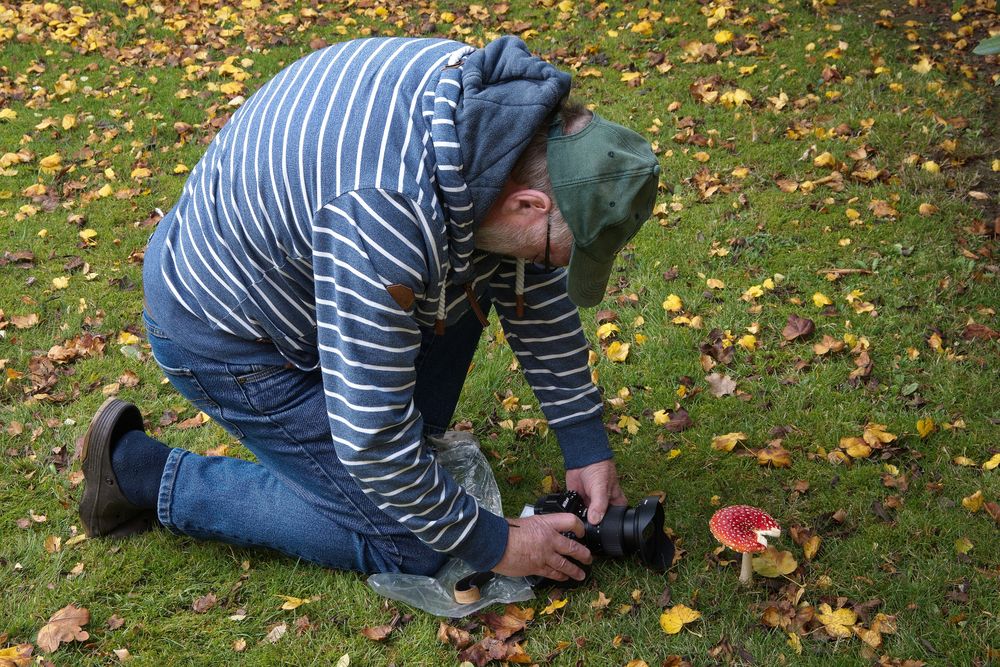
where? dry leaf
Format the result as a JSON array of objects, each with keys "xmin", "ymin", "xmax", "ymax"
[
  {"xmin": 264, "ymin": 622, "xmax": 287, "ymax": 643},
  {"xmin": 192, "ymin": 593, "xmax": 217, "ymax": 613},
  {"xmin": 752, "ymin": 547, "xmax": 798, "ymax": 577},
  {"xmin": 782, "ymin": 314, "xmax": 815, "ymax": 341},
  {"xmin": 711, "ymin": 432, "xmax": 746, "ymax": 452},
  {"xmin": 706, "ymin": 372, "xmax": 736, "ymax": 397},
  {"xmin": 36, "ymin": 604, "xmax": 90, "ymax": 653},
  {"xmin": 659, "ymin": 604, "xmax": 701, "ymax": 634}
]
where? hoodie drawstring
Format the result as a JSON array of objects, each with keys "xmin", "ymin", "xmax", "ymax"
[{"xmin": 515, "ymin": 259, "xmax": 525, "ymax": 318}]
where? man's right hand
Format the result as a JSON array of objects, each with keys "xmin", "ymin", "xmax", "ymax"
[{"xmin": 492, "ymin": 514, "xmax": 593, "ymax": 581}]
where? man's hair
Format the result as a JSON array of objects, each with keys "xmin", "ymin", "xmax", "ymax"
[{"xmin": 509, "ymin": 100, "xmax": 593, "ymax": 248}]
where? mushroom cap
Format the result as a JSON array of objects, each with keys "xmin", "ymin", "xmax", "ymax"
[{"xmin": 709, "ymin": 505, "xmax": 781, "ymax": 553}]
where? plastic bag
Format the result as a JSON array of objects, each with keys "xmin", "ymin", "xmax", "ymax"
[{"xmin": 367, "ymin": 431, "xmax": 534, "ymax": 617}]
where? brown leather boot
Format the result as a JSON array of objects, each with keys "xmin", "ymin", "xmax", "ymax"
[{"xmin": 79, "ymin": 398, "xmax": 157, "ymax": 538}]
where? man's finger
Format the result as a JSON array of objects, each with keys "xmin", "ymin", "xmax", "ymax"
[
  {"xmin": 556, "ymin": 534, "xmax": 593, "ymax": 564},
  {"xmin": 542, "ymin": 512, "xmax": 585, "ymax": 538},
  {"xmin": 587, "ymin": 487, "xmax": 609, "ymax": 525}
]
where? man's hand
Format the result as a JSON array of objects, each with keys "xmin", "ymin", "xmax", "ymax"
[
  {"xmin": 492, "ymin": 514, "xmax": 593, "ymax": 581},
  {"xmin": 566, "ymin": 459, "xmax": 627, "ymax": 525}
]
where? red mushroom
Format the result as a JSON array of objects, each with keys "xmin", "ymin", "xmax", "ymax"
[{"xmin": 709, "ymin": 505, "xmax": 781, "ymax": 585}]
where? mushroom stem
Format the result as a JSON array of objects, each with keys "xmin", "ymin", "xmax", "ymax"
[{"xmin": 739, "ymin": 551, "xmax": 753, "ymax": 585}]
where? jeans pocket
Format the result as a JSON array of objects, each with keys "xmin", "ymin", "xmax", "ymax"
[
  {"xmin": 155, "ymin": 360, "xmax": 246, "ymax": 440},
  {"xmin": 234, "ymin": 364, "xmax": 322, "ymax": 416}
]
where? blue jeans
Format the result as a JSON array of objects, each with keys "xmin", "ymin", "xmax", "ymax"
[{"xmin": 143, "ymin": 296, "xmax": 490, "ymax": 575}]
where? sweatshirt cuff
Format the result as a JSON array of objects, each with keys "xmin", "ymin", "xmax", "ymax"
[
  {"xmin": 554, "ymin": 416, "xmax": 614, "ymax": 469},
  {"xmin": 448, "ymin": 508, "xmax": 509, "ymax": 572}
]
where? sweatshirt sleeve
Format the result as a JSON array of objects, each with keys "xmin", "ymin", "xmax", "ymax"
[
  {"xmin": 490, "ymin": 259, "xmax": 613, "ymax": 469},
  {"xmin": 311, "ymin": 189, "xmax": 507, "ymax": 571}
]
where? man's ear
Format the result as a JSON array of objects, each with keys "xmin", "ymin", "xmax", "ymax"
[{"xmin": 501, "ymin": 188, "xmax": 551, "ymax": 221}]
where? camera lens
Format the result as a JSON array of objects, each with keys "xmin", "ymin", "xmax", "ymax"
[{"xmin": 586, "ymin": 496, "xmax": 672, "ymax": 571}]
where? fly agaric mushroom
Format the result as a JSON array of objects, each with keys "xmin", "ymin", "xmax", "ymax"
[{"xmin": 709, "ymin": 505, "xmax": 781, "ymax": 585}]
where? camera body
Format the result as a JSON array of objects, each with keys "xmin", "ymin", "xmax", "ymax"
[{"xmin": 532, "ymin": 491, "xmax": 674, "ymax": 579}]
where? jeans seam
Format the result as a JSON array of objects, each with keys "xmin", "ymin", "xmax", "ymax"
[{"xmin": 157, "ymin": 448, "xmax": 187, "ymax": 536}]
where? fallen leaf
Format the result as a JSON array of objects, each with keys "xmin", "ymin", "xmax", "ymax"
[
  {"xmin": 782, "ymin": 314, "xmax": 815, "ymax": 341},
  {"xmin": 0, "ymin": 644, "xmax": 33, "ymax": 666},
  {"xmin": 264, "ymin": 622, "xmax": 287, "ymax": 643},
  {"xmin": 437, "ymin": 622, "xmax": 474, "ymax": 649},
  {"xmin": 541, "ymin": 598, "xmax": 567, "ymax": 615},
  {"xmin": 192, "ymin": 593, "xmax": 217, "ymax": 613},
  {"xmin": 711, "ymin": 432, "xmax": 746, "ymax": 452},
  {"xmin": 752, "ymin": 547, "xmax": 798, "ymax": 577},
  {"xmin": 36, "ymin": 604, "xmax": 90, "ymax": 653},
  {"xmin": 816, "ymin": 603, "xmax": 857, "ymax": 639},
  {"xmin": 961, "ymin": 490, "xmax": 984, "ymax": 512},
  {"xmin": 659, "ymin": 604, "xmax": 701, "ymax": 635},
  {"xmin": 706, "ymin": 372, "xmax": 736, "ymax": 397}
]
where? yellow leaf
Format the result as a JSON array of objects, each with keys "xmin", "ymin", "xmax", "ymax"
[
  {"xmin": 277, "ymin": 595, "xmax": 314, "ymax": 610},
  {"xmin": 631, "ymin": 20, "xmax": 653, "ymax": 35},
  {"xmin": 916, "ymin": 417, "xmax": 935, "ymax": 438},
  {"xmin": 52, "ymin": 276, "xmax": 70, "ymax": 290},
  {"xmin": 863, "ymin": 423, "xmax": 896, "ymax": 446},
  {"xmin": 62, "ymin": 114, "xmax": 77, "ymax": 130},
  {"xmin": 620, "ymin": 71, "xmax": 643, "ymax": 84},
  {"xmin": 652, "ymin": 409, "xmax": 669, "ymax": 425},
  {"xmin": 954, "ymin": 537, "xmax": 973, "ymax": 554},
  {"xmin": 719, "ymin": 89, "xmax": 753, "ymax": 108},
  {"xmin": 714, "ymin": 30, "xmax": 734, "ymax": 44},
  {"xmin": 617, "ymin": 415, "xmax": 640, "ymax": 435},
  {"xmin": 911, "ymin": 57, "xmax": 933, "ymax": 74},
  {"xmin": 752, "ymin": 547, "xmax": 798, "ymax": 577},
  {"xmin": 731, "ymin": 166, "xmax": 750, "ymax": 179},
  {"xmin": 130, "ymin": 167, "xmax": 152, "ymax": 180},
  {"xmin": 816, "ymin": 603, "xmax": 857, "ymax": 638},
  {"xmin": 787, "ymin": 631, "xmax": 802, "ymax": 655},
  {"xmin": 662, "ymin": 294, "xmax": 683, "ymax": 312},
  {"xmin": 922, "ymin": 160, "xmax": 940, "ymax": 174},
  {"xmin": 79, "ymin": 229, "xmax": 98, "ymax": 245},
  {"xmin": 813, "ymin": 151, "xmax": 837, "ymax": 168},
  {"xmin": 658, "ymin": 604, "xmax": 701, "ymax": 634},
  {"xmin": 953, "ymin": 456, "xmax": 977, "ymax": 467},
  {"xmin": 919, "ymin": 203, "xmax": 939, "ymax": 216},
  {"xmin": 118, "ymin": 331, "xmax": 140, "ymax": 345},
  {"xmin": 39, "ymin": 153, "xmax": 63, "ymax": 174},
  {"xmin": 220, "ymin": 81, "xmax": 244, "ymax": 95},
  {"xmin": 693, "ymin": 151, "xmax": 711, "ymax": 162},
  {"xmin": 711, "ymin": 432, "xmax": 746, "ymax": 452},
  {"xmin": 578, "ymin": 67, "xmax": 603, "ymax": 78},
  {"xmin": 541, "ymin": 598, "xmax": 568, "ymax": 615},
  {"xmin": 803, "ymin": 535, "xmax": 821, "ymax": 561},
  {"xmin": 97, "ymin": 183, "xmax": 114, "ymax": 197},
  {"xmin": 173, "ymin": 163, "xmax": 190, "ymax": 174},
  {"xmin": 983, "ymin": 453, "xmax": 1000, "ymax": 471},
  {"xmin": 557, "ymin": 0, "xmax": 574, "ymax": 11},
  {"xmin": 741, "ymin": 285, "xmax": 764, "ymax": 301},
  {"xmin": 961, "ymin": 490, "xmax": 983, "ymax": 512},
  {"xmin": 596, "ymin": 323, "xmax": 620, "ymax": 340},
  {"xmin": 0, "ymin": 108, "xmax": 17, "ymax": 121},
  {"xmin": 738, "ymin": 334, "xmax": 756, "ymax": 352},
  {"xmin": 812, "ymin": 292, "xmax": 832, "ymax": 308},
  {"xmin": 605, "ymin": 341, "xmax": 630, "ymax": 363}
]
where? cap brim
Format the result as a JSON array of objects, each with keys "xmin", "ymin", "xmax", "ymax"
[{"xmin": 567, "ymin": 247, "xmax": 614, "ymax": 308}]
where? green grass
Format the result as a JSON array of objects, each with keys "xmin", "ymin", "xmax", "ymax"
[{"xmin": 2, "ymin": 0, "xmax": 998, "ymax": 664}]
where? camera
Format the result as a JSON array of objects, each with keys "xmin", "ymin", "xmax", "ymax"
[{"xmin": 529, "ymin": 491, "xmax": 674, "ymax": 585}]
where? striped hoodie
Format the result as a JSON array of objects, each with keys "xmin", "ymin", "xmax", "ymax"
[{"xmin": 143, "ymin": 37, "xmax": 613, "ymax": 570}]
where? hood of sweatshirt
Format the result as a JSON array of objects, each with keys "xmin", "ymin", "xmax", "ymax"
[{"xmin": 423, "ymin": 37, "xmax": 571, "ymax": 289}]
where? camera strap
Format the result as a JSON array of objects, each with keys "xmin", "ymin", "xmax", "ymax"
[{"xmin": 453, "ymin": 571, "xmax": 496, "ymax": 603}]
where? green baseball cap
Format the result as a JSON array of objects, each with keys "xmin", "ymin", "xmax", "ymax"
[{"xmin": 547, "ymin": 113, "xmax": 660, "ymax": 307}]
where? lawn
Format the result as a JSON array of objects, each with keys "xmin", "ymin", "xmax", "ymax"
[{"xmin": 1, "ymin": 0, "xmax": 998, "ymax": 665}]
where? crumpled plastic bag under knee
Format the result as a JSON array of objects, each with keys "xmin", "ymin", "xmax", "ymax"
[{"xmin": 366, "ymin": 431, "xmax": 534, "ymax": 617}]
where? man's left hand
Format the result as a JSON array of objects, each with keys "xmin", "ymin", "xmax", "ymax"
[{"xmin": 565, "ymin": 459, "xmax": 627, "ymax": 525}]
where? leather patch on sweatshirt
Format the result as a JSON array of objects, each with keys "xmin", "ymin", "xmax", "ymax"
[{"xmin": 386, "ymin": 284, "xmax": 415, "ymax": 311}]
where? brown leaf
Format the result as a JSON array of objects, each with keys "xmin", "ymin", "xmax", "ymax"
[
  {"xmin": 661, "ymin": 407, "xmax": 693, "ymax": 433},
  {"xmin": 437, "ymin": 622, "xmax": 473, "ymax": 649},
  {"xmin": 192, "ymin": 593, "xmax": 217, "ymax": 613},
  {"xmin": 961, "ymin": 322, "xmax": 1000, "ymax": 341},
  {"xmin": 757, "ymin": 441, "xmax": 792, "ymax": 467},
  {"xmin": 106, "ymin": 614, "xmax": 125, "ymax": 630},
  {"xmin": 481, "ymin": 605, "xmax": 532, "ymax": 641},
  {"xmin": 0, "ymin": 643, "xmax": 34, "ymax": 667},
  {"xmin": 264, "ymin": 622, "xmax": 287, "ymax": 644},
  {"xmin": 36, "ymin": 604, "xmax": 90, "ymax": 653},
  {"xmin": 459, "ymin": 637, "xmax": 509, "ymax": 667},
  {"xmin": 705, "ymin": 372, "xmax": 736, "ymax": 397},
  {"xmin": 781, "ymin": 314, "xmax": 815, "ymax": 341}
]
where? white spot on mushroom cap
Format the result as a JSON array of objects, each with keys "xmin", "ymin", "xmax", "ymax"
[{"xmin": 709, "ymin": 505, "xmax": 782, "ymax": 553}]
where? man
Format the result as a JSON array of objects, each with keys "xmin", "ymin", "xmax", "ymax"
[{"xmin": 79, "ymin": 35, "xmax": 660, "ymax": 583}]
